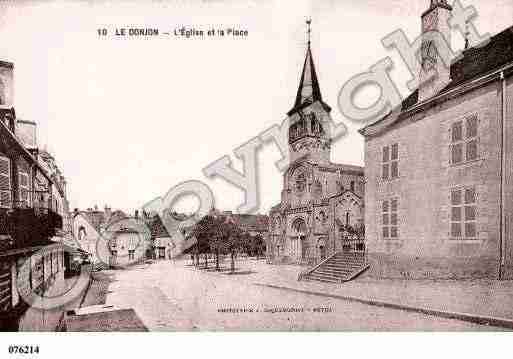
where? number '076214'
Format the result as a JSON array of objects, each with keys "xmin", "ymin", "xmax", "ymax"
[{"xmin": 8, "ymin": 345, "xmax": 40, "ymax": 354}]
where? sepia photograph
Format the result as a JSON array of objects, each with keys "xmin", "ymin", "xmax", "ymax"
[{"xmin": 0, "ymin": 0, "xmax": 513, "ymax": 355}]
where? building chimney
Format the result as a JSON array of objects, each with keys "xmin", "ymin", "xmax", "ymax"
[{"xmin": 419, "ymin": 0, "xmax": 453, "ymax": 102}]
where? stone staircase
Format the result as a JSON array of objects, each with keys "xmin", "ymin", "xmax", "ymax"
[{"xmin": 300, "ymin": 252, "xmax": 369, "ymax": 283}]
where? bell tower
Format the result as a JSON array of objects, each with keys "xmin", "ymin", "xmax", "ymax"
[
  {"xmin": 419, "ymin": 0, "xmax": 453, "ymax": 102},
  {"xmin": 287, "ymin": 19, "xmax": 332, "ymax": 165}
]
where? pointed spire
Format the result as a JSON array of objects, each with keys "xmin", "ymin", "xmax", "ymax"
[
  {"xmin": 288, "ymin": 19, "xmax": 330, "ymax": 115},
  {"xmin": 426, "ymin": 0, "xmax": 452, "ymax": 12}
]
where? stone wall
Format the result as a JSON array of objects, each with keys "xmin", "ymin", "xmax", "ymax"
[{"xmin": 365, "ymin": 76, "xmax": 512, "ymax": 279}]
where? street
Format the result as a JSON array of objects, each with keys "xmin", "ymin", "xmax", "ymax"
[{"xmin": 77, "ymin": 258, "xmax": 504, "ymax": 331}]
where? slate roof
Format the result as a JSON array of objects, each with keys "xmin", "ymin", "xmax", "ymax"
[
  {"xmin": 76, "ymin": 209, "xmax": 127, "ymax": 233},
  {"xmin": 361, "ymin": 25, "xmax": 513, "ymax": 136},
  {"xmin": 288, "ymin": 44, "xmax": 331, "ymax": 116}
]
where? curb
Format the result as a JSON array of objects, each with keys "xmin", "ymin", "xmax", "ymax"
[{"xmin": 254, "ymin": 283, "xmax": 513, "ymax": 330}]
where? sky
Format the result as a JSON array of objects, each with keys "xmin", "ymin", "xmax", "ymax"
[{"xmin": 0, "ymin": 0, "xmax": 511, "ymax": 215}]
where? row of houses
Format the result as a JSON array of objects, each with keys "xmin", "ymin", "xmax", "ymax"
[
  {"xmin": 70, "ymin": 205, "xmax": 270, "ymax": 268},
  {"xmin": 0, "ymin": 60, "xmax": 73, "ymax": 330}
]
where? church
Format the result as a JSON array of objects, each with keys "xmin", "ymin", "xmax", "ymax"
[{"xmin": 268, "ymin": 27, "xmax": 365, "ymax": 266}]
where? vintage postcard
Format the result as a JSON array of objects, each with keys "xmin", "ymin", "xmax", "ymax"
[{"xmin": 0, "ymin": 0, "xmax": 513, "ymax": 346}]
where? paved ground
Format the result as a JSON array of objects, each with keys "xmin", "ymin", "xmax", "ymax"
[
  {"xmin": 65, "ymin": 308, "xmax": 147, "ymax": 331},
  {"xmin": 253, "ymin": 262, "xmax": 513, "ymax": 323},
  {"xmin": 85, "ymin": 258, "xmax": 506, "ymax": 331},
  {"xmin": 79, "ymin": 271, "xmax": 115, "ymax": 308}
]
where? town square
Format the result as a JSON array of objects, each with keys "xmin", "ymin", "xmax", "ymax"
[{"xmin": 1, "ymin": 0, "xmax": 513, "ymax": 335}]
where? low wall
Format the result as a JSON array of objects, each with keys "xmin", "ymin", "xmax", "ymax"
[{"xmin": 364, "ymin": 253, "xmax": 499, "ymax": 279}]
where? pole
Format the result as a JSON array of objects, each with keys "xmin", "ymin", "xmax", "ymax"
[{"xmin": 499, "ymin": 71, "xmax": 507, "ymax": 279}]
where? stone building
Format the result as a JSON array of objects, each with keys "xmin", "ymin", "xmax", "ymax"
[
  {"xmin": 143, "ymin": 210, "xmax": 198, "ymax": 260},
  {"xmin": 37, "ymin": 150, "xmax": 71, "ymax": 238},
  {"xmin": 72, "ymin": 205, "xmax": 127, "ymax": 264},
  {"xmin": 108, "ymin": 227, "xmax": 147, "ymax": 268},
  {"xmin": 268, "ymin": 37, "xmax": 365, "ymax": 265},
  {"xmin": 360, "ymin": 1, "xmax": 513, "ymax": 278},
  {"xmin": 0, "ymin": 60, "xmax": 67, "ymax": 330}
]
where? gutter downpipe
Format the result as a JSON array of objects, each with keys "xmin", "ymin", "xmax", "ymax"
[{"xmin": 499, "ymin": 71, "xmax": 507, "ymax": 279}]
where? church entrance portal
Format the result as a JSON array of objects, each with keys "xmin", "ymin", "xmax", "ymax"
[{"xmin": 291, "ymin": 218, "xmax": 308, "ymax": 261}]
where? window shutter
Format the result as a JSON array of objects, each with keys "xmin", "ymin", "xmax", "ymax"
[
  {"xmin": 19, "ymin": 171, "xmax": 30, "ymax": 207},
  {"xmin": 0, "ymin": 156, "xmax": 11, "ymax": 208}
]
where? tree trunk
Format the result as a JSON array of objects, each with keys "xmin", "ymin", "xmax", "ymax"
[
  {"xmin": 216, "ymin": 250, "xmax": 220, "ymax": 271},
  {"xmin": 231, "ymin": 251, "xmax": 235, "ymax": 273},
  {"xmin": 205, "ymin": 253, "xmax": 208, "ymax": 268}
]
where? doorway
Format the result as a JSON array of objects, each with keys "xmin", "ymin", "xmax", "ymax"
[
  {"xmin": 319, "ymin": 245, "xmax": 326, "ymax": 260},
  {"xmin": 300, "ymin": 235, "xmax": 308, "ymax": 260}
]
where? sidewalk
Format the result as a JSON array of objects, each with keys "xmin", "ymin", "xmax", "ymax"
[
  {"xmin": 79, "ymin": 271, "xmax": 115, "ymax": 308},
  {"xmin": 251, "ymin": 264, "xmax": 513, "ymax": 328},
  {"xmin": 64, "ymin": 269, "xmax": 148, "ymax": 331}
]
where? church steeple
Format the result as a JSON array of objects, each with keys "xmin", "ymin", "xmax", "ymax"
[{"xmin": 288, "ymin": 19, "xmax": 331, "ymax": 116}]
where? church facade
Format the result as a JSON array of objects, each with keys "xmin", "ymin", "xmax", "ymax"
[{"xmin": 268, "ymin": 38, "xmax": 365, "ymax": 265}]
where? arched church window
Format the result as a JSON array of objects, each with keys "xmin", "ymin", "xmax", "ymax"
[
  {"xmin": 313, "ymin": 180, "xmax": 322, "ymax": 197},
  {"xmin": 78, "ymin": 226, "xmax": 87, "ymax": 241},
  {"xmin": 295, "ymin": 172, "xmax": 306, "ymax": 193},
  {"xmin": 318, "ymin": 211, "xmax": 327, "ymax": 224},
  {"xmin": 309, "ymin": 113, "xmax": 324, "ymax": 136},
  {"xmin": 346, "ymin": 212, "xmax": 350, "ymax": 226},
  {"xmin": 292, "ymin": 217, "xmax": 307, "ymax": 234},
  {"xmin": 337, "ymin": 180, "xmax": 344, "ymax": 193},
  {"xmin": 289, "ymin": 123, "xmax": 297, "ymax": 142}
]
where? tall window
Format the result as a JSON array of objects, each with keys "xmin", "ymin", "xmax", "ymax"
[
  {"xmin": 451, "ymin": 187, "xmax": 477, "ymax": 239},
  {"xmin": 313, "ymin": 180, "xmax": 322, "ymax": 197},
  {"xmin": 382, "ymin": 198, "xmax": 399, "ymax": 239},
  {"xmin": 451, "ymin": 115, "xmax": 478, "ymax": 164},
  {"xmin": 129, "ymin": 250, "xmax": 135, "ymax": 260},
  {"xmin": 382, "ymin": 144, "xmax": 399, "ymax": 180},
  {"xmin": 294, "ymin": 171, "xmax": 306, "ymax": 193},
  {"xmin": 0, "ymin": 156, "xmax": 11, "ymax": 208},
  {"xmin": 19, "ymin": 171, "xmax": 30, "ymax": 207}
]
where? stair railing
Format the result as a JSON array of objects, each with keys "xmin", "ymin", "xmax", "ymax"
[{"xmin": 297, "ymin": 251, "xmax": 339, "ymax": 281}]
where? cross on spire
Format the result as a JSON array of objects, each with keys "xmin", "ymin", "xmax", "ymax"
[
  {"xmin": 287, "ymin": 18, "xmax": 331, "ymax": 116},
  {"xmin": 306, "ymin": 18, "xmax": 312, "ymax": 46},
  {"xmin": 431, "ymin": 0, "xmax": 448, "ymax": 6}
]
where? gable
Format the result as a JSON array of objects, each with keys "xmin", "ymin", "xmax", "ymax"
[{"xmin": 361, "ymin": 26, "xmax": 513, "ymax": 138}]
